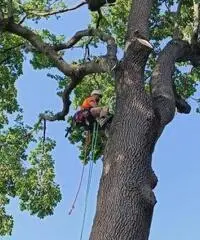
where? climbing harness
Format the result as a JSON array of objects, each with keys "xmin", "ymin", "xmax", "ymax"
[
  {"xmin": 65, "ymin": 110, "xmax": 95, "ymax": 138},
  {"xmin": 73, "ymin": 110, "xmax": 94, "ymax": 128}
]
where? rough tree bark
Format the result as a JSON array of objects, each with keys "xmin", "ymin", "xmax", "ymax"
[
  {"xmin": 89, "ymin": 1, "xmax": 159, "ymax": 239},
  {"xmin": 89, "ymin": 0, "xmax": 195, "ymax": 239}
]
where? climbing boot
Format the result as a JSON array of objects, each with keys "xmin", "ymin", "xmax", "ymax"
[{"xmin": 98, "ymin": 115, "xmax": 113, "ymax": 128}]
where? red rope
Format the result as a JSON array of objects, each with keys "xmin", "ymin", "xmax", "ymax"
[{"xmin": 68, "ymin": 165, "xmax": 85, "ymax": 215}]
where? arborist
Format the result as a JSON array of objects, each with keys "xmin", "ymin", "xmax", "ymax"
[
  {"xmin": 65, "ymin": 89, "xmax": 112, "ymax": 142},
  {"xmin": 80, "ymin": 89, "xmax": 109, "ymax": 125}
]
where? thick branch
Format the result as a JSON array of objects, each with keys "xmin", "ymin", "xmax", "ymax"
[
  {"xmin": 39, "ymin": 55, "xmax": 116, "ymax": 121},
  {"xmin": 54, "ymin": 29, "xmax": 94, "ymax": 51},
  {"xmin": 53, "ymin": 27, "xmax": 118, "ymax": 75},
  {"xmin": 40, "ymin": 76, "xmax": 83, "ymax": 121},
  {"xmin": 2, "ymin": 19, "xmax": 117, "ymax": 121},
  {"xmin": 122, "ymin": 37, "xmax": 153, "ymax": 83},
  {"xmin": 54, "ymin": 28, "xmax": 117, "ymax": 59},
  {"xmin": 151, "ymin": 40, "xmax": 191, "ymax": 127},
  {"xmin": 126, "ymin": 0, "xmax": 153, "ymax": 40},
  {"xmin": 4, "ymin": 21, "xmax": 117, "ymax": 76},
  {"xmin": 4, "ymin": 20, "xmax": 76, "ymax": 76},
  {"xmin": 123, "ymin": 0, "xmax": 153, "ymax": 76}
]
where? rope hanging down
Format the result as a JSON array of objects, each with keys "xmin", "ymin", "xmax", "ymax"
[
  {"xmin": 68, "ymin": 164, "xmax": 85, "ymax": 215},
  {"xmin": 42, "ymin": 119, "xmax": 46, "ymax": 154},
  {"xmin": 79, "ymin": 122, "xmax": 99, "ymax": 240},
  {"xmin": 68, "ymin": 123, "xmax": 99, "ymax": 217},
  {"xmin": 68, "ymin": 131, "xmax": 90, "ymax": 215}
]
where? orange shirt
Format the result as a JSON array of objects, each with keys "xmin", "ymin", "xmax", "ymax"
[{"xmin": 81, "ymin": 96, "xmax": 97, "ymax": 109}]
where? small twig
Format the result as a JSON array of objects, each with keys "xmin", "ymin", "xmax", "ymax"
[
  {"xmin": 18, "ymin": 14, "xmax": 27, "ymax": 25},
  {"xmin": 0, "ymin": 43, "xmax": 24, "ymax": 52},
  {"xmin": 191, "ymin": 97, "xmax": 200, "ymax": 102},
  {"xmin": 0, "ymin": 56, "xmax": 10, "ymax": 65},
  {"xmin": 173, "ymin": 0, "xmax": 183, "ymax": 39},
  {"xmin": 7, "ymin": 0, "xmax": 13, "ymax": 19},
  {"xmin": 96, "ymin": 9, "xmax": 103, "ymax": 29},
  {"xmin": 191, "ymin": 1, "xmax": 200, "ymax": 43},
  {"xmin": 42, "ymin": 119, "xmax": 46, "ymax": 154},
  {"xmin": 84, "ymin": 44, "xmax": 91, "ymax": 61},
  {"xmin": 24, "ymin": 1, "xmax": 87, "ymax": 17}
]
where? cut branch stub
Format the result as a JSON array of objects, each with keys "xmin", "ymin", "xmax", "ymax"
[{"xmin": 123, "ymin": 38, "xmax": 153, "ymax": 74}]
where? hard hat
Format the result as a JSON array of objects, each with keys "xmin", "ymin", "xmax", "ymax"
[{"xmin": 91, "ymin": 90, "xmax": 102, "ymax": 96}]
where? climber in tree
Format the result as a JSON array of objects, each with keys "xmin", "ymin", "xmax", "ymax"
[
  {"xmin": 70, "ymin": 90, "xmax": 109, "ymax": 145},
  {"xmin": 80, "ymin": 89, "xmax": 108, "ymax": 123},
  {"xmin": 66, "ymin": 89, "xmax": 112, "ymax": 140}
]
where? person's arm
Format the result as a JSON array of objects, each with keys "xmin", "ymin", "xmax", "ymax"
[{"xmin": 88, "ymin": 98, "xmax": 97, "ymax": 107}]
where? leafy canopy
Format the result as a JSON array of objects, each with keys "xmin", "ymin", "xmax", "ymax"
[{"xmin": 0, "ymin": 0, "xmax": 200, "ymax": 235}]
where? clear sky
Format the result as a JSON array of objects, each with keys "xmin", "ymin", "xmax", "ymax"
[{"xmin": 3, "ymin": 2, "xmax": 200, "ymax": 240}]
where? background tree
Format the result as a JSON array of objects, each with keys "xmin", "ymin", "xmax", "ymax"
[{"xmin": 0, "ymin": 0, "xmax": 200, "ymax": 238}]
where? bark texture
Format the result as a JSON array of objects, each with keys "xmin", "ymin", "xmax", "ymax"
[
  {"xmin": 89, "ymin": 0, "xmax": 200, "ymax": 236},
  {"xmin": 89, "ymin": 1, "xmax": 159, "ymax": 239},
  {"xmin": 90, "ymin": 62, "xmax": 158, "ymax": 240}
]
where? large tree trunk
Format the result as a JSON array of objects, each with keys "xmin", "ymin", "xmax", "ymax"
[
  {"xmin": 89, "ymin": 47, "xmax": 158, "ymax": 240},
  {"xmin": 89, "ymin": 40, "xmax": 191, "ymax": 240},
  {"xmin": 89, "ymin": 1, "xmax": 161, "ymax": 239}
]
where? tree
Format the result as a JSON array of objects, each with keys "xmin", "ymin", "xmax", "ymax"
[{"xmin": 0, "ymin": 0, "xmax": 200, "ymax": 238}]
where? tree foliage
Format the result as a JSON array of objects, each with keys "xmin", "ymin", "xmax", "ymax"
[{"xmin": 0, "ymin": 0, "xmax": 200, "ymax": 235}]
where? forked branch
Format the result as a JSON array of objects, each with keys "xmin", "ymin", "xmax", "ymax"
[
  {"xmin": 39, "ymin": 28, "xmax": 117, "ymax": 121},
  {"xmin": 151, "ymin": 40, "xmax": 192, "ymax": 127},
  {"xmin": 40, "ymin": 76, "xmax": 83, "ymax": 121},
  {"xmin": 1, "ymin": 14, "xmax": 117, "ymax": 121}
]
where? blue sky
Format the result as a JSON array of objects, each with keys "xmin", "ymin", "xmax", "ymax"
[{"xmin": 3, "ymin": 2, "xmax": 200, "ymax": 240}]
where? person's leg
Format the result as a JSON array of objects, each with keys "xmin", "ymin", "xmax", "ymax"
[
  {"xmin": 99, "ymin": 107, "xmax": 109, "ymax": 118},
  {"xmin": 90, "ymin": 107, "xmax": 109, "ymax": 118},
  {"xmin": 90, "ymin": 107, "xmax": 102, "ymax": 118}
]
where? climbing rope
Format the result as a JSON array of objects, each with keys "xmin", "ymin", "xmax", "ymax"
[
  {"xmin": 68, "ymin": 164, "xmax": 85, "ymax": 215},
  {"xmin": 42, "ymin": 119, "xmax": 46, "ymax": 154},
  {"xmin": 68, "ymin": 130, "xmax": 91, "ymax": 215},
  {"xmin": 68, "ymin": 140, "xmax": 89, "ymax": 215},
  {"xmin": 68, "ymin": 123, "xmax": 99, "ymax": 217},
  {"xmin": 79, "ymin": 122, "xmax": 99, "ymax": 240}
]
